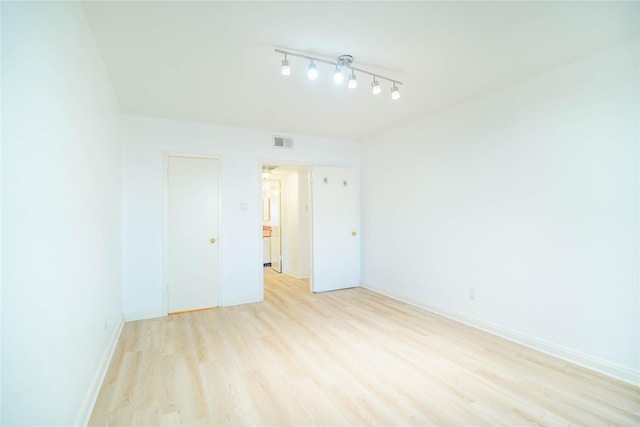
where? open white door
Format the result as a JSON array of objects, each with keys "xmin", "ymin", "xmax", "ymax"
[
  {"xmin": 270, "ymin": 224, "xmax": 282, "ymax": 272},
  {"xmin": 167, "ymin": 156, "xmax": 219, "ymax": 313},
  {"xmin": 312, "ymin": 166, "xmax": 359, "ymax": 292},
  {"xmin": 269, "ymin": 181, "xmax": 282, "ymax": 272}
]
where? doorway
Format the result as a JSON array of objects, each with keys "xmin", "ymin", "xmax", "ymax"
[
  {"xmin": 263, "ymin": 178, "xmax": 282, "ymax": 272},
  {"xmin": 261, "ymin": 163, "xmax": 312, "ymax": 292}
]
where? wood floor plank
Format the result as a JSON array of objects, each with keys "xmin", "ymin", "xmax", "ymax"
[{"xmin": 89, "ymin": 269, "xmax": 640, "ymax": 426}]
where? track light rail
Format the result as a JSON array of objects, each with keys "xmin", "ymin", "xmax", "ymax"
[{"xmin": 274, "ymin": 48, "xmax": 403, "ymax": 86}]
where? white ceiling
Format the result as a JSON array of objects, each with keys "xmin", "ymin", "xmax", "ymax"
[{"xmin": 83, "ymin": 1, "xmax": 638, "ymax": 141}]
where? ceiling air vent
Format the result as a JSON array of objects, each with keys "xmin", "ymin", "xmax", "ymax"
[{"xmin": 273, "ymin": 136, "xmax": 294, "ymax": 149}]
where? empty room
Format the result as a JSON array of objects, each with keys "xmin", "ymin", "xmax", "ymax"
[{"xmin": 2, "ymin": 1, "xmax": 639, "ymax": 425}]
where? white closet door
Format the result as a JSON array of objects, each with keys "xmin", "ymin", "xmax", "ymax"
[
  {"xmin": 312, "ymin": 166, "xmax": 359, "ymax": 292},
  {"xmin": 167, "ymin": 156, "xmax": 219, "ymax": 312}
]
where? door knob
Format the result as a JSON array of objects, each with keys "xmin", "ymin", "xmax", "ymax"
[
  {"xmin": 352, "ymin": 231, "xmax": 357, "ymax": 236},
  {"xmin": 210, "ymin": 238, "xmax": 217, "ymax": 244}
]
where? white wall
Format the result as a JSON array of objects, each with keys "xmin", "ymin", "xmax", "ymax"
[
  {"xmin": 2, "ymin": 2, "xmax": 123, "ymax": 425},
  {"xmin": 122, "ymin": 115, "xmax": 358, "ymax": 317},
  {"xmin": 360, "ymin": 40, "xmax": 639, "ymax": 382},
  {"xmin": 1, "ymin": 3, "xmax": 4, "ymax": 422}
]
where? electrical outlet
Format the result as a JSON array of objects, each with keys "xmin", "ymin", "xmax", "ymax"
[{"xmin": 468, "ymin": 289, "xmax": 476, "ymax": 300}]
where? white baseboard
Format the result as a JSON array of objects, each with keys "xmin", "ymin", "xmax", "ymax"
[
  {"xmin": 123, "ymin": 299, "xmax": 263, "ymax": 318},
  {"xmin": 123, "ymin": 309, "xmax": 166, "ymax": 322},
  {"xmin": 361, "ymin": 282, "xmax": 640, "ymax": 387},
  {"xmin": 75, "ymin": 317, "xmax": 125, "ymax": 426}
]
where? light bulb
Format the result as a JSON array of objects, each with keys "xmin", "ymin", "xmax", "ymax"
[
  {"xmin": 281, "ymin": 58, "xmax": 290, "ymax": 76},
  {"xmin": 371, "ymin": 79, "xmax": 381, "ymax": 95},
  {"xmin": 391, "ymin": 85, "xmax": 400, "ymax": 100},
  {"xmin": 348, "ymin": 72, "xmax": 357, "ymax": 89},
  {"xmin": 333, "ymin": 66, "xmax": 344, "ymax": 84},
  {"xmin": 307, "ymin": 61, "xmax": 318, "ymax": 80}
]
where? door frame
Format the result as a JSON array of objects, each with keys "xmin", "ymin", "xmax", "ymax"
[
  {"xmin": 163, "ymin": 152, "xmax": 221, "ymax": 314},
  {"xmin": 258, "ymin": 161, "xmax": 314, "ymax": 300}
]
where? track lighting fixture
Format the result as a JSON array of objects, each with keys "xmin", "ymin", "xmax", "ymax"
[
  {"xmin": 391, "ymin": 84, "xmax": 400, "ymax": 100},
  {"xmin": 348, "ymin": 70, "xmax": 357, "ymax": 89},
  {"xmin": 371, "ymin": 77, "xmax": 381, "ymax": 95},
  {"xmin": 275, "ymin": 48, "xmax": 402, "ymax": 100},
  {"xmin": 307, "ymin": 61, "xmax": 318, "ymax": 80},
  {"xmin": 280, "ymin": 54, "xmax": 290, "ymax": 76},
  {"xmin": 333, "ymin": 65, "xmax": 344, "ymax": 84}
]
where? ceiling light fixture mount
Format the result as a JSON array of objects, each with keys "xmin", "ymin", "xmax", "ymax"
[
  {"xmin": 337, "ymin": 55, "xmax": 353, "ymax": 67},
  {"xmin": 275, "ymin": 48, "xmax": 402, "ymax": 100}
]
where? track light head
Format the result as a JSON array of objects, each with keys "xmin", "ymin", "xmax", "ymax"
[
  {"xmin": 281, "ymin": 57, "xmax": 291, "ymax": 76},
  {"xmin": 307, "ymin": 61, "xmax": 318, "ymax": 80},
  {"xmin": 333, "ymin": 66, "xmax": 344, "ymax": 84},
  {"xmin": 371, "ymin": 78, "xmax": 381, "ymax": 95},
  {"xmin": 391, "ymin": 84, "xmax": 400, "ymax": 100},
  {"xmin": 348, "ymin": 71, "xmax": 357, "ymax": 89}
]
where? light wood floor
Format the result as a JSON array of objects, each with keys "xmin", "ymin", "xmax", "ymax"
[{"xmin": 90, "ymin": 269, "xmax": 639, "ymax": 426}]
